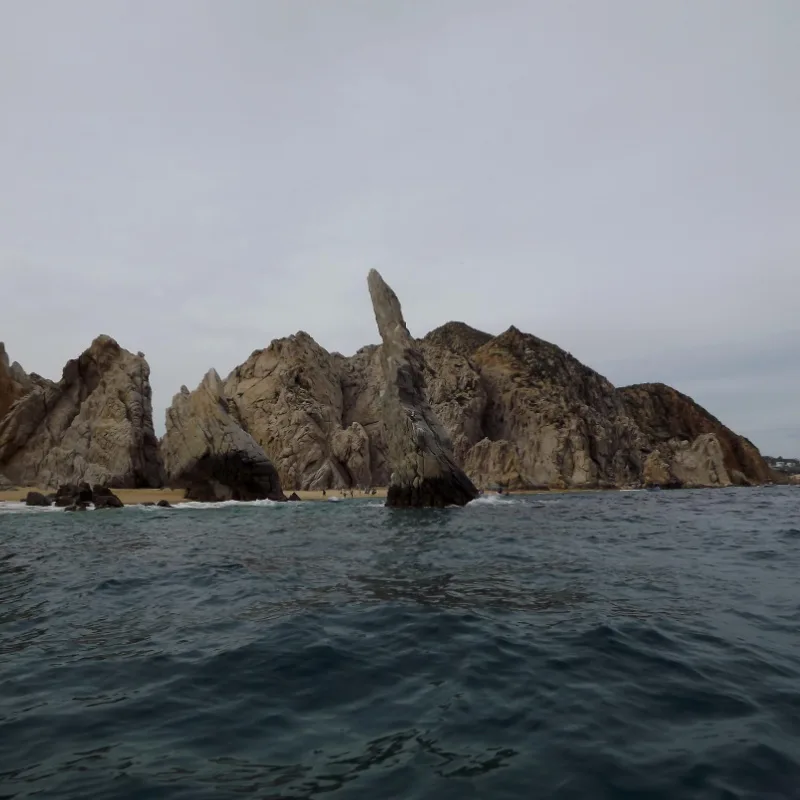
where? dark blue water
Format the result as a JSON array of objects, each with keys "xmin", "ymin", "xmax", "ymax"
[{"xmin": 1, "ymin": 489, "xmax": 799, "ymax": 799}]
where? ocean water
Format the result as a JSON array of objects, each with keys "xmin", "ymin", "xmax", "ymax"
[{"xmin": 1, "ymin": 489, "xmax": 799, "ymax": 800}]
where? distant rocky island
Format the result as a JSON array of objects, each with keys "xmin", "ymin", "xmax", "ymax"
[{"xmin": 0, "ymin": 271, "xmax": 782, "ymax": 506}]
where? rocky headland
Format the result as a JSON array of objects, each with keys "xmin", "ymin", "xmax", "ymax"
[{"xmin": 0, "ymin": 273, "xmax": 778, "ymax": 500}]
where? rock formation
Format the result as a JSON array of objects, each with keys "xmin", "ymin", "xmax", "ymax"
[
  {"xmin": 0, "ymin": 343, "xmax": 31, "ymax": 421},
  {"xmin": 223, "ymin": 333, "xmax": 375, "ymax": 490},
  {"xmin": 210, "ymin": 314, "xmax": 769, "ymax": 492},
  {"xmin": 366, "ymin": 269, "xmax": 478, "ymax": 507},
  {"xmin": 464, "ymin": 326, "xmax": 647, "ymax": 489},
  {"xmin": 161, "ymin": 369, "xmax": 285, "ymax": 502},
  {"xmin": 617, "ymin": 383, "xmax": 771, "ymax": 486},
  {"xmin": 0, "ymin": 336, "xmax": 163, "ymax": 489}
]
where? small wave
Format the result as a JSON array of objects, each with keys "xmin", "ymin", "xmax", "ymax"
[
  {"xmin": 0, "ymin": 501, "xmax": 64, "ymax": 514},
  {"xmin": 471, "ymin": 494, "xmax": 519, "ymax": 505},
  {"xmin": 170, "ymin": 498, "xmax": 282, "ymax": 510}
]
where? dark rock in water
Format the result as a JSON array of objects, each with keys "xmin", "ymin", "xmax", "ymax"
[
  {"xmin": 92, "ymin": 485, "xmax": 124, "ymax": 508},
  {"xmin": 366, "ymin": 269, "xmax": 478, "ymax": 508},
  {"xmin": 156, "ymin": 499, "xmax": 172, "ymax": 508},
  {"xmin": 94, "ymin": 493, "xmax": 123, "ymax": 509},
  {"xmin": 54, "ymin": 484, "xmax": 80, "ymax": 507},
  {"xmin": 64, "ymin": 502, "xmax": 88, "ymax": 512},
  {"xmin": 161, "ymin": 369, "xmax": 286, "ymax": 503},
  {"xmin": 142, "ymin": 502, "xmax": 155, "ymax": 507},
  {"xmin": 287, "ymin": 492, "xmax": 301, "ymax": 501},
  {"xmin": 25, "ymin": 491, "xmax": 51, "ymax": 507}
]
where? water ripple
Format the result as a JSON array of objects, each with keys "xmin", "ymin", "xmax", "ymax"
[{"xmin": 1, "ymin": 488, "xmax": 799, "ymax": 798}]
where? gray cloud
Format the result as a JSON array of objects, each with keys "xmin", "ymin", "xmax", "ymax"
[{"xmin": 1, "ymin": 0, "xmax": 798, "ymax": 454}]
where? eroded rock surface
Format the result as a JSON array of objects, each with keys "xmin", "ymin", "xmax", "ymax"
[
  {"xmin": 0, "ymin": 336, "xmax": 163, "ymax": 489},
  {"xmin": 367, "ymin": 269, "xmax": 478, "ymax": 507},
  {"xmin": 0, "ymin": 343, "xmax": 31, "ymax": 421},
  {"xmin": 162, "ymin": 369, "xmax": 285, "ymax": 502},
  {"xmin": 224, "ymin": 333, "xmax": 374, "ymax": 490},
  {"xmin": 617, "ymin": 383, "xmax": 771, "ymax": 485}
]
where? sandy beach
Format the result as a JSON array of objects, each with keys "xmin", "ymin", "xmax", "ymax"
[
  {"xmin": 0, "ymin": 486, "xmax": 390, "ymax": 505},
  {"xmin": 0, "ymin": 485, "xmax": 594, "ymax": 505}
]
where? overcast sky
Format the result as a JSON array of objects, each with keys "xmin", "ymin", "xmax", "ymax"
[{"xmin": 1, "ymin": 0, "xmax": 797, "ymax": 454}]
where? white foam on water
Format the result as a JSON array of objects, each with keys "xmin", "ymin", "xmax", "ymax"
[
  {"xmin": 470, "ymin": 494, "xmax": 519, "ymax": 505},
  {"xmin": 169, "ymin": 498, "xmax": 282, "ymax": 510},
  {"xmin": 0, "ymin": 501, "xmax": 62, "ymax": 514}
]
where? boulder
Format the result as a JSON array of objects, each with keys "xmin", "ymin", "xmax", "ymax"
[
  {"xmin": 25, "ymin": 491, "xmax": 51, "ymax": 507},
  {"xmin": 93, "ymin": 486, "xmax": 124, "ymax": 509},
  {"xmin": 156, "ymin": 499, "xmax": 172, "ymax": 508},
  {"xmin": 366, "ymin": 269, "xmax": 478, "ymax": 507},
  {"xmin": 161, "ymin": 369, "xmax": 286, "ymax": 502},
  {"xmin": 287, "ymin": 492, "xmax": 302, "ymax": 501},
  {"xmin": 0, "ymin": 336, "xmax": 164, "ymax": 489},
  {"xmin": 64, "ymin": 503, "xmax": 88, "ymax": 512}
]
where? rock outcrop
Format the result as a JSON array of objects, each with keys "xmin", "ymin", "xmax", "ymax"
[
  {"xmin": 223, "ymin": 333, "xmax": 372, "ymax": 490},
  {"xmin": 617, "ymin": 383, "xmax": 771, "ymax": 486},
  {"xmin": 464, "ymin": 326, "xmax": 647, "ymax": 488},
  {"xmin": 0, "ymin": 343, "xmax": 31, "ymax": 421},
  {"xmin": 0, "ymin": 336, "xmax": 164, "ymax": 489},
  {"xmin": 367, "ymin": 269, "xmax": 478, "ymax": 507},
  {"xmin": 161, "ymin": 369, "xmax": 285, "ymax": 502}
]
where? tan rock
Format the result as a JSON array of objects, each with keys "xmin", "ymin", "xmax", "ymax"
[
  {"xmin": 0, "ymin": 343, "xmax": 30, "ymax": 421},
  {"xmin": 0, "ymin": 335, "xmax": 163, "ymax": 488},
  {"xmin": 161, "ymin": 369, "xmax": 285, "ymax": 502},
  {"xmin": 224, "ymin": 332, "xmax": 370, "ymax": 490},
  {"xmin": 340, "ymin": 345, "xmax": 389, "ymax": 486},
  {"xmin": 466, "ymin": 326, "xmax": 646, "ymax": 488},
  {"xmin": 617, "ymin": 383, "xmax": 771, "ymax": 485},
  {"xmin": 367, "ymin": 269, "xmax": 478, "ymax": 507}
]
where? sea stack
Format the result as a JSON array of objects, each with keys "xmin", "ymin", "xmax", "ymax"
[{"xmin": 367, "ymin": 269, "xmax": 478, "ymax": 507}]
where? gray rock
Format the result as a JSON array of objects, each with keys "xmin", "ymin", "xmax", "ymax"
[
  {"xmin": 0, "ymin": 336, "xmax": 164, "ymax": 489},
  {"xmin": 366, "ymin": 269, "xmax": 478, "ymax": 507},
  {"xmin": 161, "ymin": 369, "xmax": 286, "ymax": 502}
]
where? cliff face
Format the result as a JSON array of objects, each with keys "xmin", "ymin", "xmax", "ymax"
[
  {"xmin": 0, "ymin": 343, "xmax": 31, "ymax": 421},
  {"xmin": 617, "ymin": 383, "xmax": 771, "ymax": 485},
  {"xmin": 161, "ymin": 369, "xmax": 285, "ymax": 502},
  {"xmin": 468, "ymin": 327, "xmax": 646, "ymax": 488},
  {"xmin": 223, "ymin": 332, "xmax": 372, "ymax": 490},
  {"xmin": 0, "ymin": 336, "xmax": 163, "ymax": 488}
]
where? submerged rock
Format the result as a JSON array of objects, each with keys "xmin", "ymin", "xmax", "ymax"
[
  {"xmin": 161, "ymin": 369, "xmax": 286, "ymax": 503},
  {"xmin": 366, "ymin": 269, "xmax": 478, "ymax": 508}
]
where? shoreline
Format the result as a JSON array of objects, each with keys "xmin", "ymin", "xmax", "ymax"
[
  {"xmin": 1, "ymin": 483, "xmax": 781, "ymax": 506},
  {"xmin": 0, "ymin": 485, "xmax": 598, "ymax": 505}
]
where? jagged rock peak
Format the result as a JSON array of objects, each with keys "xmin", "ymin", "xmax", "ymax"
[
  {"xmin": 367, "ymin": 269, "xmax": 478, "ymax": 507},
  {"xmin": 162, "ymin": 368, "xmax": 285, "ymax": 502},
  {"xmin": 224, "ymin": 331, "xmax": 369, "ymax": 490},
  {"xmin": 0, "ymin": 336, "xmax": 163, "ymax": 488},
  {"xmin": 422, "ymin": 321, "xmax": 493, "ymax": 358}
]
